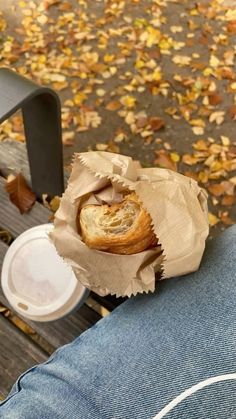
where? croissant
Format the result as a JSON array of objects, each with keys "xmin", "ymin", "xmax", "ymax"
[{"xmin": 78, "ymin": 192, "xmax": 158, "ymax": 254}]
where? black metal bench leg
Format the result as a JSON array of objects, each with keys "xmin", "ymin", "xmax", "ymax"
[{"xmin": 0, "ymin": 68, "xmax": 64, "ymax": 197}]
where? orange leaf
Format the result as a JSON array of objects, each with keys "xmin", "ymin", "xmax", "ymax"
[
  {"xmin": 184, "ymin": 171, "xmax": 199, "ymax": 181},
  {"xmin": 59, "ymin": 2, "xmax": 72, "ymax": 11},
  {"xmin": 154, "ymin": 150, "xmax": 177, "ymax": 171},
  {"xmin": 208, "ymin": 212, "xmax": 219, "ymax": 226},
  {"xmin": 221, "ymin": 195, "xmax": 236, "ymax": 206},
  {"xmin": 182, "ymin": 154, "xmax": 202, "ymax": 165},
  {"xmin": 228, "ymin": 105, "xmax": 236, "ymax": 120},
  {"xmin": 207, "ymin": 183, "xmax": 225, "ymax": 196},
  {"xmin": 106, "ymin": 101, "xmax": 121, "ymax": 111},
  {"xmin": 219, "ymin": 212, "xmax": 234, "ymax": 225},
  {"xmin": 149, "ymin": 117, "xmax": 165, "ymax": 131},
  {"xmin": 5, "ymin": 173, "xmax": 36, "ymax": 214},
  {"xmin": 220, "ymin": 180, "xmax": 235, "ymax": 195},
  {"xmin": 193, "ymin": 140, "xmax": 209, "ymax": 151},
  {"xmin": 208, "ymin": 93, "xmax": 222, "ymax": 106},
  {"xmin": 227, "ymin": 21, "xmax": 236, "ymax": 35},
  {"xmin": 217, "ymin": 67, "xmax": 234, "ymax": 80}
]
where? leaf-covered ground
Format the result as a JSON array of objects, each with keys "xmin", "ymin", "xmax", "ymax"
[{"xmin": 0, "ymin": 0, "xmax": 236, "ymax": 235}]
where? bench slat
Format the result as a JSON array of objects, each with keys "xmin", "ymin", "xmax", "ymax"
[
  {"xmin": 0, "ymin": 177, "xmax": 51, "ymax": 237},
  {"xmin": 0, "ymin": 315, "xmax": 48, "ymax": 398},
  {"xmin": 0, "ymin": 140, "xmax": 30, "ymax": 181},
  {"xmin": 0, "ymin": 139, "xmax": 69, "ymax": 185}
]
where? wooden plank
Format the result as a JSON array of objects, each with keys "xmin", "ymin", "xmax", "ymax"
[
  {"xmin": 91, "ymin": 292, "xmax": 127, "ymax": 311},
  {"xmin": 0, "ymin": 240, "xmax": 8, "ymax": 265},
  {"xmin": 0, "ymin": 240, "xmax": 101, "ymax": 349},
  {"xmin": 0, "ymin": 315, "xmax": 48, "ymax": 397},
  {"xmin": 0, "ymin": 176, "xmax": 51, "ymax": 237},
  {"xmin": 0, "ymin": 140, "xmax": 30, "ymax": 181},
  {"xmin": 0, "ymin": 139, "xmax": 69, "ymax": 185}
]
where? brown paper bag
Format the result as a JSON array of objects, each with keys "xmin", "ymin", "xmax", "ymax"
[{"xmin": 50, "ymin": 152, "xmax": 209, "ymax": 297}]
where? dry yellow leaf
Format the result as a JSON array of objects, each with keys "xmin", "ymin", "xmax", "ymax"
[
  {"xmin": 209, "ymin": 55, "xmax": 220, "ymax": 68},
  {"xmin": 120, "ymin": 95, "xmax": 137, "ymax": 108},
  {"xmin": 221, "ymin": 136, "xmax": 230, "ymax": 146},
  {"xmin": 209, "ymin": 111, "xmax": 225, "ymax": 125},
  {"xmin": 192, "ymin": 126, "xmax": 204, "ymax": 135},
  {"xmin": 189, "ymin": 119, "xmax": 206, "ymax": 128},
  {"xmin": 37, "ymin": 14, "xmax": 48, "ymax": 25},
  {"xmin": 198, "ymin": 171, "xmax": 209, "ymax": 183},
  {"xmin": 50, "ymin": 196, "xmax": 61, "ymax": 212},
  {"xmin": 193, "ymin": 140, "xmax": 209, "ymax": 151},
  {"xmin": 96, "ymin": 143, "xmax": 108, "ymax": 151},
  {"xmin": 208, "ymin": 212, "xmax": 220, "ymax": 226},
  {"xmin": 172, "ymin": 55, "xmax": 191, "ymax": 66},
  {"xmin": 182, "ymin": 154, "xmax": 202, "ymax": 165},
  {"xmin": 229, "ymin": 176, "xmax": 236, "ymax": 185},
  {"xmin": 170, "ymin": 152, "xmax": 180, "ymax": 163},
  {"xmin": 73, "ymin": 92, "xmax": 87, "ymax": 106},
  {"xmin": 96, "ymin": 89, "xmax": 106, "ymax": 97},
  {"xmin": 170, "ymin": 25, "xmax": 183, "ymax": 33}
]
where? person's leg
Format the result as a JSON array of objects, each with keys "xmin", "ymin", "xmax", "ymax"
[{"xmin": 1, "ymin": 226, "xmax": 236, "ymax": 419}]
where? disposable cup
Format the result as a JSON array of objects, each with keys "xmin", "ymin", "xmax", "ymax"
[{"xmin": 1, "ymin": 224, "xmax": 89, "ymax": 322}]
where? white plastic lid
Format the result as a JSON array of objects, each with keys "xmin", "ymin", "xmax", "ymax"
[{"xmin": 1, "ymin": 224, "xmax": 88, "ymax": 321}]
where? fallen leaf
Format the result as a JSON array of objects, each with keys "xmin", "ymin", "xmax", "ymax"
[
  {"xmin": 184, "ymin": 171, "xmax": 199, "ymax": 181},
  {"xmin": 221, "ymin": 136, "xmax": 230, "ymax": 146},
  {"xmin": 219, "ymin": 211, "xmax": 234, "ymax": 225},
  {"xmin": 209, "ymin": 111, "xmax": 225, "ymax": 125},
  {"xmin": 59, "ymin": 2, "xmax": 72, "ymax": 11},
  {"xmin": 192, "ymin": 126, "xmax": 204, "ymax": 135},
  {"xmin": 208, "ymin": 212, "xmax": 220, "ymax": 226},
  {"xmin": 62, "ymin": 131, "xmax": 75, "ymax": 146},
  {"xmin": 163, "ymin": 142, "xmax": 172, "ymax": 150},
  {"xmin": 149, "ymin": 117, "xmax": 165, "ymax": 131},
  {"xmin": 0, "ymin": 230, "xmax": 12, "ymax": 244},
  {"xmin": 221, "ymin": 195, "xmax": 236, "ymax": 206},
  {"xmin": 220, "ymin": 180, "xmax": 235, "ymax": 195},
  {"xmin": 182, "ymin": 154, "xmax": 203, "ymax": 165},
  {"xmin": 154, "ymin": 150, "xmax": 177, "ymax": 171},
  {"xmin": 106, "ymin": 141, "xmax": 120, "ymax": 153},
  {"xmin": 228, "ymin": 105, "xmax": 236, "ymax": 120},
  {"xmin": 229, "ymin": 176, "xmax": 236, "ymax": 185},
  {"xmin": 96, "ymin": 89, "xmax": 106, "ymax": 97},
  {"xmin": 96, "ymin": 143, "xmax": 108, "ymax": 151},
  {"xmin": 228, "ymin": 82, "xmax": 236, "ymax": 93},
  {"xmin": 209, "ymin": 54, "xmax": 220, "ymax": 68},
  {"xmin": 172, "ymin": 55, "xmax": 191, "ymax": 66},
  {"xmin": 227, "ymin": 21, "xmax": 236, "ymax": 34},
  {"xmin": 106, "ymin": 101, "xmax": 121, "ymax": 111},
  {"xmin": 5, "ymin": 173, "xmax": 36, "ymax": 214},
  {"xmin": 170, "ymin": 152, "xmax": 180, "ymax": 163},
  {"xmin": 198, "ymin": 170, "xmax": 209, "ymax": 183},
  {"xmin": 208, "ymin": 93, "xmax": 222, "ymax": 106},
  {"xmin": 209, "ymin": 144, "xmax": 223, "ymax": 154},
  {"xmin": 120, "ymin": 95, "xmax": 136, "ymax": 108},
  {"xmin": 193, "ymin": 140, "xmax": 209, "ymax": 151},
  {"xmin": 50, "ymin": 196, "xmax": 61, "ymax": 212},
  {"xmin": 207, "ymin": 183, "xmax": 226, "ymax": 196},
  {"xmin": 217, "ymin": 67, "xmax": 234, "ymax": 79}
]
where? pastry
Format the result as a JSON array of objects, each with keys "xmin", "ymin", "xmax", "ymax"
[{"xmin": 78, "ymin": 192, "xmax": 157, "ymax": 254}]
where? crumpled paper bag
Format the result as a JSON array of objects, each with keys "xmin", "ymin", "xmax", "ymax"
[{"xmin": 50, "ymin": 152, "xmax": 209, "ymax": 297}]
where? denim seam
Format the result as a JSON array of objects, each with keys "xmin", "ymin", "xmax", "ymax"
[{"xmin": 0, "ymin": 354, "xmax": 56, "ymax": 407}]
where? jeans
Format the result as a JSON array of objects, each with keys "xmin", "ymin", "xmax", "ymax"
[{"xmin": 1, "ymin": 225, "xmax": 236, "ymax": 419}]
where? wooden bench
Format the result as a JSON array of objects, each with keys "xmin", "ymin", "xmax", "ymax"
[{"xmin": 0, "ymin": 139, "xmax": 125, "ymax": 399}]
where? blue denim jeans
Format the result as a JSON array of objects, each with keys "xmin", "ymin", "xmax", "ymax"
[{"xmin": 1, "ymin": 225, "xmax": 236, "ymax": 419}]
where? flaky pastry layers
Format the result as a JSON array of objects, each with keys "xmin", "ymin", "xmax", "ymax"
[{"xmin": 78, "ymin": 192, "xmax": 157, "ymax": 254}]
